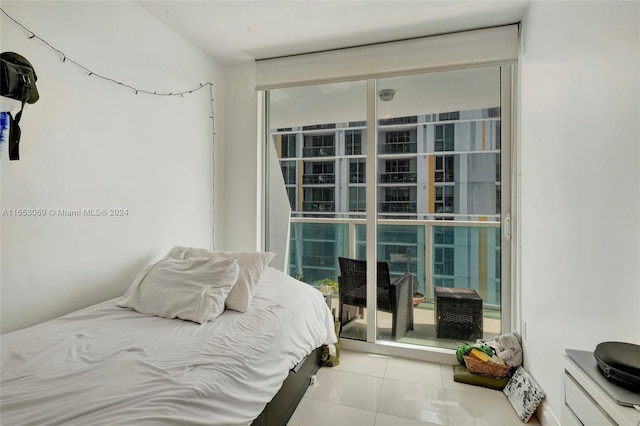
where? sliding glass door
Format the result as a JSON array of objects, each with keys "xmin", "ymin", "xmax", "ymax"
[
  {"xmin": 374, "ymin": 68, "xmax": 506, "ymax": 348},
  {"xmin": 268, "ymin": 81, "xmax": 370, "ymax": 340},
  {"xmin": 266, "ymin": 66, "xmax": 512, "ymax": 351}
]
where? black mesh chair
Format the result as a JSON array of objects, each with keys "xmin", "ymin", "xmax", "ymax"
[{"xmin": 337, "ymin": 257, "xmax": 414, "ymax": 340}]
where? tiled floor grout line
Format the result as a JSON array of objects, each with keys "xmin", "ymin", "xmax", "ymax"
[
  {"xmin": 305, "ymin": 398, "xmax": 378, "ymax": 425},
  {"xmin": 313, "ymin": 365, "xmax": 447, "ymax": 425},
  {"xmin": 295, "ymin": 352, "xmax": 527, "ymax": 426},
  {"xmin": 328, "ymin": 369, "xmax": 386, "ymax": 380},
  {"xmin": 440, "ymin": 366, "xmax": 452, "ymax": 426},
  {"xmin": 440, "ymin": 364, "xmax": 452, "ymax": 426}
]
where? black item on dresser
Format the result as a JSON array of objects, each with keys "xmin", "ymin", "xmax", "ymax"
[{"xmin": 594, "ymin": 342, "xmax": 640, "ymax": 393}]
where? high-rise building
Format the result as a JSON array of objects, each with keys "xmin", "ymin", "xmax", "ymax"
[{"xmin": 272, "ymin": 107, "xmax": 501, "ymax": 306}]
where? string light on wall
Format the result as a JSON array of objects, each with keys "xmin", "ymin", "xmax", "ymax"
[
  {"xmin": 1, "ymin": 7, "xmax": 218, "ymax": 248},
  {"xmin": 0, "ymin": 8, "xmax": 215, "ymax": 98}
]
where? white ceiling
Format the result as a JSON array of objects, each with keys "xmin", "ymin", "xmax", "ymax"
[{"xmin": 137, "ymin": 1, "xmax": 530, "ymax": 65}]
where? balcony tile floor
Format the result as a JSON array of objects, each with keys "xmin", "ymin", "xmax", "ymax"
[
  {"xmin": 287, "ymin": 350, "xmax": 540, "ymax": 426},
  {"xmin": 331, "ymin": 298, "xmax": 501, "ymax": 349}
]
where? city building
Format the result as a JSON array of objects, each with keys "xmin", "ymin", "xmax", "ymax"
[{"xmin": 272, "ymin": 107, "xmax": 502, "ymax": 306}]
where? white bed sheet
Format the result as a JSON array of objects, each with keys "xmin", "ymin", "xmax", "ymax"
[{"xmin": 0, "ymin": 267, "xmax": 337, "ymax": 426}]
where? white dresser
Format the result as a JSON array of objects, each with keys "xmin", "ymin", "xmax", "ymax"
[{"xmin": 563, "ymin": 352, "xmax": 640, "ymax": 426}]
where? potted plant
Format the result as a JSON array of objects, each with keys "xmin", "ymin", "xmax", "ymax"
[
  {"xmin": 413, "ymin": 292, "xmax": 425, "ymax": 307},
  {"xmin": 316, "ymin": 277, "xmax": 338, "ymax": 295}
]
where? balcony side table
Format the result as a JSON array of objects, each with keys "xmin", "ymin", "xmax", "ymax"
[{"xmin": 434, "ymin": 287, "xmax": 483, "ymax": 340}]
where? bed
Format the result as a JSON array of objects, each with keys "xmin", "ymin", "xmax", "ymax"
[{"xmin": 0, "ymin": 250, "xmax": 337, "ymax": 426}]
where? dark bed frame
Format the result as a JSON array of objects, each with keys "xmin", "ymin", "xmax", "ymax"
[{"xmin": 251, "ymin": 347, "xmax": 320, "ymax": 426}]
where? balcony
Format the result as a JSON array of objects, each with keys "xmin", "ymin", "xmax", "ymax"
[
  {"xmin": 303, "ymin": 146, "xmax": 335, "ymax": 157},
  {"xmin": 302, "ymin": 123, "xmax": 336, "ymax": 131},
  {"xmin": 287, "ymin": 217, "xmax": 501, "ymax": 349},
  {"xmin": 379, "ymin": 142, "xmax": 417, "ymax": 154},
  {"xmin": 301, "ymin": 255, "xmax": 336, "ymax": 268},
  {"xmin": 435, "ymin": 205, "xmax": 454, "ymax": 214},
  {"xmin": 350, "ymin": 173, "xmax": 365, "ymax": 183},
  {"xmin": 302, "ymin": 201, "xmax": 335, "ymax": 212},
  {"xmin": 380, "ymin": 201, "xmax": 417, "ymax": 213},
  {"xmin": 302, "ymin": 173, "xmax": 336, "ymax": 185},
  {"xmin": 379, "ymin": 116, "xmax": 418, "ymax": 125},
  {"xmin": 302, "ymin": 173, "xmax": 335, "ymax": 184},
  {"xmin": 379, "ymin": 171, "xmax": 417, "ymax": 183}
]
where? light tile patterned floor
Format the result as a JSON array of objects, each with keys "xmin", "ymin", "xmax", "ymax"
[{"xmin": 287, "ymin": 350, "xmax": 540, "ymax": 426}]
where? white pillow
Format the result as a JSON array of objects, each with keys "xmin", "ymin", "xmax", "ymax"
[
  {"xmin": 166, "ymin": 246, "xmax": 210, "ymax": 260},
  {"xmin": 117, "ymin": 256, "xmax": 239, "ymax": 324},
  {"xmin": 220, "ymin": 251, "xmax": 276, "ymax": 312},
  {"xmin": 166, "ymin": 246, "xmax": 276, "ymax": 312}
]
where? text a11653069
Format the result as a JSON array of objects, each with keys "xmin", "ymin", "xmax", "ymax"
[{"xmin": 1, "ymin": 208, "xmax": 129, "ymax": 217}]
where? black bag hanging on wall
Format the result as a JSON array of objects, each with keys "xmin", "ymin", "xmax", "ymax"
[
  {"xmin": 1, "ymin": 52, "xmax": 40, "ymax": 160},
  {"xmin": 594, "ymin": 341, "xmax": 640, "ymax": 393}
]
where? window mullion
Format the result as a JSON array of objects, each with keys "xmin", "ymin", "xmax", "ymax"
[{"xmin": 365, "ymin": 79, "xmax": 378, "ymax": 343}]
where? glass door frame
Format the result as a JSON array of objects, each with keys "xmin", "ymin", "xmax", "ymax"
[{"xmin": 262, "ymin": 64, "xmax": 517, "ymax": 361}]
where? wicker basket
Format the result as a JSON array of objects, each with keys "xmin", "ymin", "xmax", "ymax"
[{"xmin": 463, "ymin": 355, "xmax": 510, "ymax": 379}]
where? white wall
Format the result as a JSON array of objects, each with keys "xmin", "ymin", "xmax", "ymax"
[
  {"xmin": 0, "ymin": 1, "xmax": 225, "ymax": 333},
  {"xmin": 223, "ymin": 63, "xmax": 261, "ymax": 252},
  {"xmin": 520, "ymin": 1, "xmax": 640, "ymax": 422}
]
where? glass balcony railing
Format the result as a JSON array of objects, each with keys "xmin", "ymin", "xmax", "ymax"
[
  {"xmin": 379, "ymin": 142, "xmax": 417, "ymax": 154},
  {"xmin": 302, "ymin": 124, "xmax": 336, "ymax": 130},
  {"xmin": 379, "ymin": 116, "xmax": 418, "ymax": 125},
  {"xmin": 380, "ymin": 201, "xmax": 417, "ymax": 213},
  {"xmin": 303, "ymin": 146, "xmax": 335, "ymax": 157},
  {"xmin": 302, "ymin": 174, "xmax": 335, "ymax": 184},
  {"xmin": 379, "ymin": 171, "xmax": 417, "ymax": 183},
  {"xmin": 350, "ymin": 174, "xmax": 365, "ymax": 183},
  {"xmin": 301, "ymin": 255, "xmax": 336, "ymax": 267},
  {"xmin": 302, "ymin": 201, "xmax": 335, "ymax": 212},
  {"xmin": 287, "ymin": 217, "xmax": 501, "ymax": 307},
  {"xmin": 435, "ymin": 205, "xmax": 455, "ymax": 214}
]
